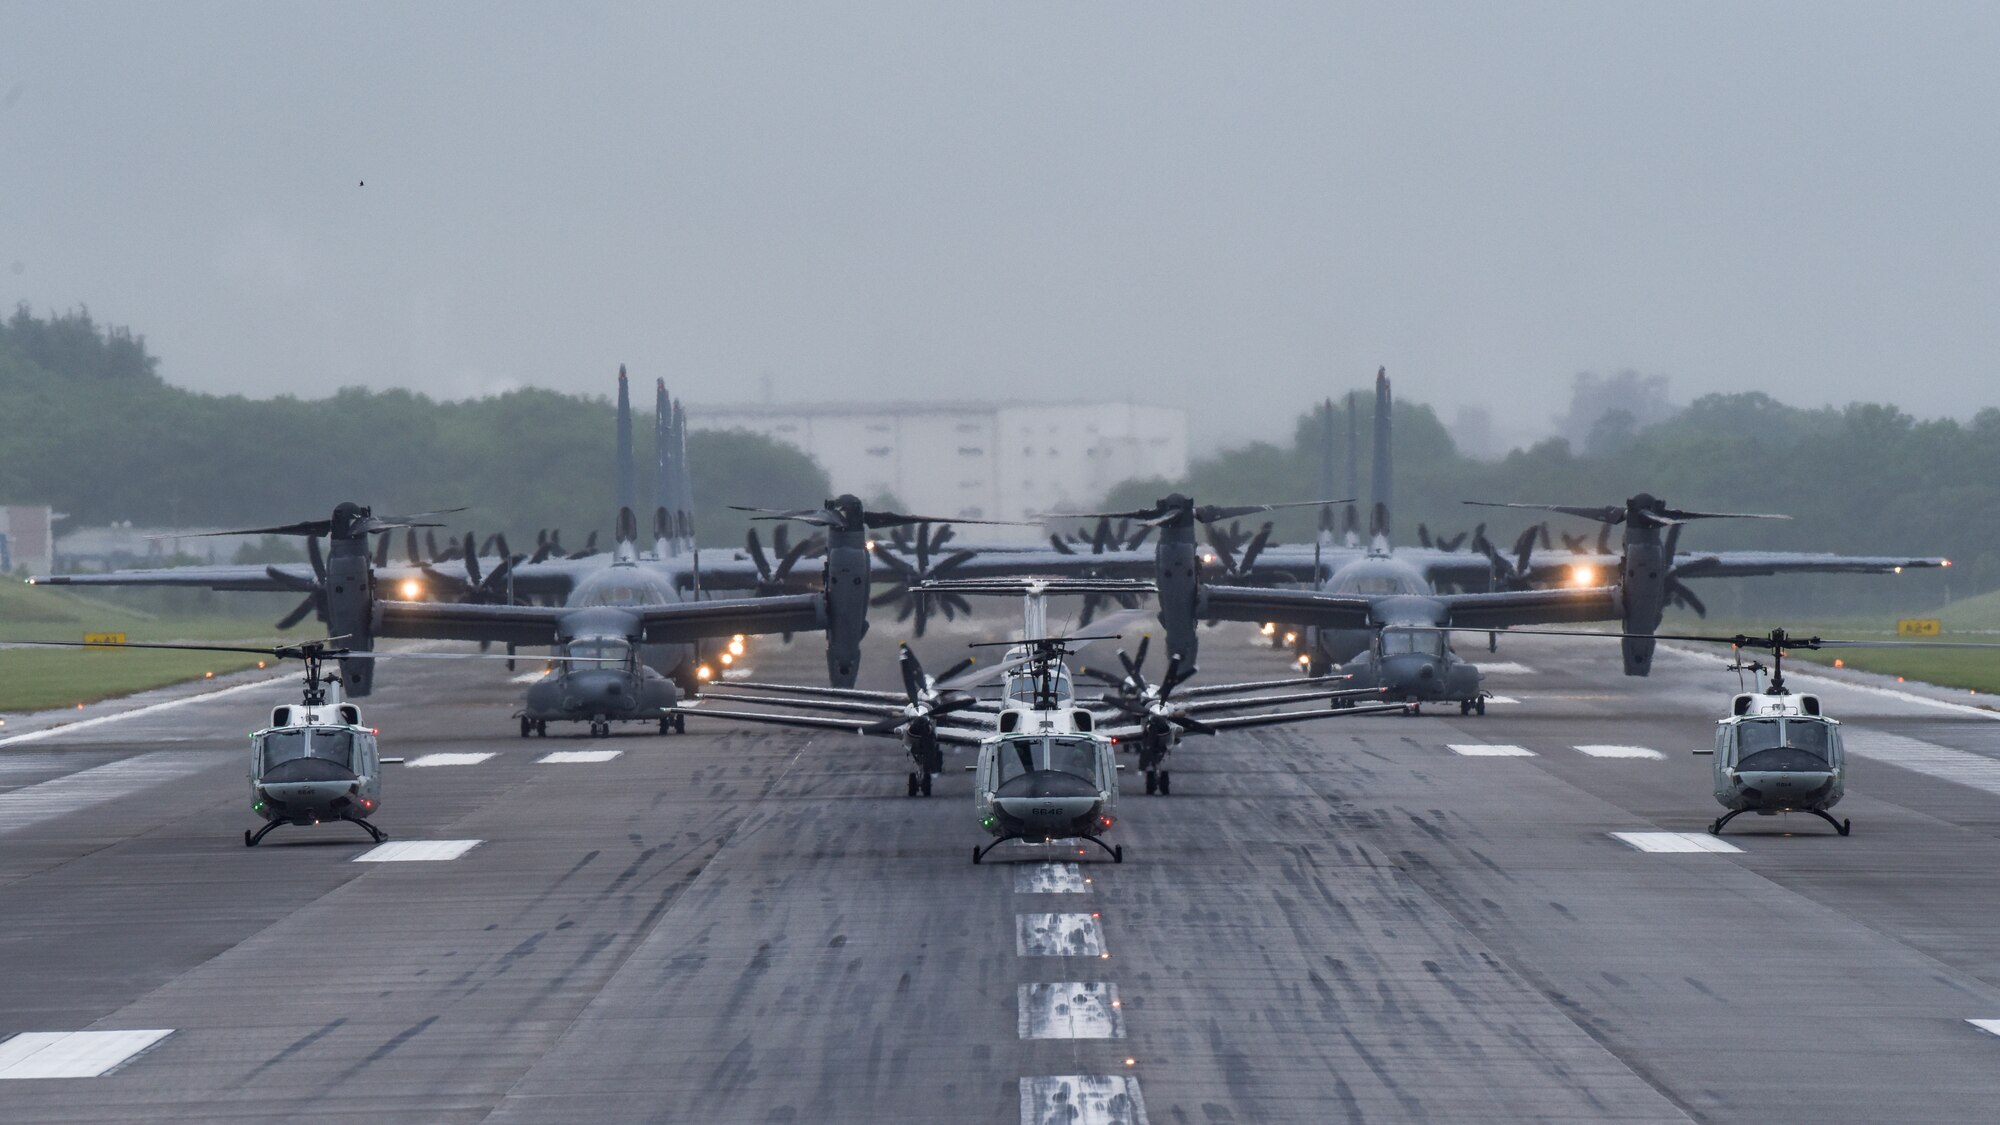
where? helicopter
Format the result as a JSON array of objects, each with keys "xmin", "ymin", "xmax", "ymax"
[
  {"xmin": 1440, "ymin": 625, "xmax": 2000, "ymax": 836},
  {"xmin": 7, "ymin": 637, "xmax": 580, "ymax": 846}
]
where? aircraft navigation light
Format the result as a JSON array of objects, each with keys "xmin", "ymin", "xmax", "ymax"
[
  {"xmin": 399, "ymin": 578, "xmax": 423, "ymax": 599},
  {"xmin": 696, "ymin": 664, "xmax": 714, "ymax": 681},
  {"xmin": 1570, "ymin": 564, "xmax": 1597, "ymax": 587}
]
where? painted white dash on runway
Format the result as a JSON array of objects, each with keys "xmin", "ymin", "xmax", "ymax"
[
  {"xmin": 0, "ymin": 752, "xmax": 213, "ymax": 835},
  {"xmin": 1483, "ymin": 695, "xmax": 1520, "ymax": 705},
  {"xmin": 0, "ymin": 1030, "xmax": 174, "ymax": 1078},
  {"xmin": 1576, "ymin": 744, "xmax": 1664, "ymax": 760},
  {"xmin": 1020, "ymin": 1075, "xmax": 1149, "ymax": 1125},
  {"xmin": 1612, "ymin": 832, "xmax": 1742, "ymax": 854},
  {"xmin": 1019, "ymin": 983, "xmax": 1124, "ymax": 1039},
  {"xmin": 1015, "ymin": 863, "xmax": 1089, "ymax": 893},
  {"xmin": 1843, "ymin": 729, "xmax": 2000, "ymax": 797},
  {"xmin": 405, "ymin": 752, "xmax": 495, "ymax": 768},
  {"xmin": 1470, "ymin": 661, "xmax": 1534, "ymax": 675},
  {"xmin": 1967, "ymin": 1019, "xmax": 2000, "ymax": 1038},
  {"xmin": 1016, "ymin": 913, "xmax": 1106, "ymax": 957},
  {"xmin": 354, "ymin": 839, "xmax": 482, "ymax": 863},
  {"xmin": 537, "ymin": 750, "xmax": 621, "ymax": 764},
  {"xmin": 1448, "ymin": 744, "xmax": 1534, "ymax": 757},
  {"xmin": 509, "ymin": 671, "xmax": 547, "ymax": 684}
]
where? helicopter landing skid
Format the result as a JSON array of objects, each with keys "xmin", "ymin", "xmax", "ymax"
[
  {"xmin": 972, "ymin": 834, "xmax": 1123, "ymax": 865},
  {"xmin": 242, "ymin": 814, "xmax": 389, "ymax": 847},
  {"xmin": 1709, "ymin": 808, "xmax": 1849, "ymax": 837}
]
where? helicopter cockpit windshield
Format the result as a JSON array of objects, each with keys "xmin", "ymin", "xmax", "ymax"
[
  {"xmin": 1732, "ymin": 717, "xmax": 1837, "ymax": 768},
  {"xmin": 996, "ymin": 735, "xmax": 1099, "ymax": 784},
  {"xmin": 1380, "ymin": 629, "xmax": 1446, "ymax": 658},
  {"xmin": 563, "ymin": 637, "xmax": 632, "ymax": 671},
  {"xmin": 259, "ymin": 727, "xmax": 355, "ymax": 771}
]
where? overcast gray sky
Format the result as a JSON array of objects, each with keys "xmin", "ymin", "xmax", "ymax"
[{"xmin": 3, "ymin": 2, "xmax": 1995, "ymax": 450}]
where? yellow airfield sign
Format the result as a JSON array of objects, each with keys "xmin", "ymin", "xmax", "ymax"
[
  {"xmin": 82, "ymin": 632, "xmax": 128, "ymax": 648},
  {"xmin": 1896, "ymin": 619, "xmax": 1942, "ymax": 637}
]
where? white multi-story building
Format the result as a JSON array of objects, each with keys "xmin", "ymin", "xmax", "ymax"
[{"xmin": 691, "ymin": 401, "xmax": 1188, "ymax": 538}]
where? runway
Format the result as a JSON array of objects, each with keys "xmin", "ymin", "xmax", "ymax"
[{"xmin": 6, "ymin": 627, "xmax": 2000, "ymax": 1122}]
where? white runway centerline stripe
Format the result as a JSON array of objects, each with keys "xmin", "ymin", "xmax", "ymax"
[
  {"xmin": 1967, "ymin": 1019, "xmax": 2000, "ymax": 1038},
  {"xmin": 1448, "ymin": 744, "xmax": 1534, "ymax": 757},
  {"xmin": 1015, "ymin": 863, "xmax": 1089, "ymax": 893},
  {"xmin": 1020, "ymin": 1075, "xmax": 1149, "ymax": 1125},
  {"xmin": 0, "ymin": 752, "xmax": 213, "ymax": 835},
  {"xmin": 537, "ymin": 750, "xmax": 622, "ymax": 764},
  {"xmin": 1576, "ymin": 744, "xmax": 1664, "ymax": 760},
  {"xmin": 1483, "ymin": 694, "xmax": 1520, "ymax": 705},
  {"xmin": 0, "ymin": 1030, "xmax": 174, "ymax": 1078},
  {"xmin": 1019, "ymin": 983, "xmax": 1124, "ymax": 1039},
  {"xmin": 1612, "ymin": 832, "xmax": 1742, "ymax": 854},
  {"xmin": 1843, "ymin": 729, "xmax": 2000, "ymax": 796},
  {"xmin": 1470, "ymin": 661, "xmax": 1535, "ymax": 675},
  {"xmin": 1017, "ymin": 913, "xmax": 1106, "ymax": 957},
  {"xmin": 354, "ymin": 839, "xmax": 482, "ymax": 863},
  {"xmin": 405, "ymin": 752, "xmax": 495, "ymax": 768}
]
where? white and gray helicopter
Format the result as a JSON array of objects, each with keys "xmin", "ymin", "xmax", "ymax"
[
  {"xmin": 9, "ymin": 637, "xmax": 582, "ymax": 847},
  {"xmin": 1444, "ymin": 625, "xmax": 2000, "ymax": 836}
]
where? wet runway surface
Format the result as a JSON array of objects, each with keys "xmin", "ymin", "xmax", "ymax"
[{"xmin": 6, "ymin": 628, "xmax": 2000, "ymax": 1122}]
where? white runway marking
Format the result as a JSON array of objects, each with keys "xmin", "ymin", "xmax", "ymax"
[
  {"xmin": 0, "ymin": 677, "xmax": 282, "ymax": 747},
  {"xmin": 1015, "ymin": 863, "xmax": 1089, "ymax": 893},
  {"xmin": 0, "ymin": 752, "xmax": 212, "ymax": 835},
  {"xmin": 1576, "ymin": 744, "xmax": 1664, "ymax": 759},
  {"xmin": 1967, "ymin": 1019, "xmax": 2000, "ymax": 1038},
  {"xmin": 1483, "ymin": 695, "xmax": 1521, "ymax": 704},
  {"xmin": 0, "ymin": 1030, "xmax": 174, "ymax": 1078},
  {"xmin": 1020, "ymin": 1075, "xmax": 1149, "ymax": 1125},
  {"xmin": 509, "ymin": 671, "xmax": 547, "ymax": 684},
  {"xmin": 1843, "ymin": 729, "xmax": 2000, "ymax": 796},
  {"xmin": 1448, "ymin": 744, "xmax": 1534, "ymax": 757},
  {"xmin": 405, "ymin": 752, "xmax": 495, "ymax": 768},
  {"xmin": 1017, "ymin": 913, "xmax": 1106, "ymax": 957},
  {"xmin": 537, "ymin": 750, "xmax": 622, "ymax": 764},
  {"xmin": 1470, "ymin": 662, "xmax": 1535, "ymax": 674},
  {"xmin": 1019, "ymin": 983, "xmax": 1124, "ymax": 1039},
  {"xmin": 354, "ymin": 839, "xmax": 482, "ymax": 862},
  {"xmin": 1612, "ymin": 832, "xmax": 1742, "ymax": 854}
]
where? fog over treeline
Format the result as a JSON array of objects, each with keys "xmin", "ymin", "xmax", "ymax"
[{"xmin": 3, "ymin": 307, "xmax": 1987, "ymax": 606}]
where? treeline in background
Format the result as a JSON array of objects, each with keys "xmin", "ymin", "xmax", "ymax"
[{"xmin": 1, "ymin": 306, "xmax": 1987, "ymax": 618}]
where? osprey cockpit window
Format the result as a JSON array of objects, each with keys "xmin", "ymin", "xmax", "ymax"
[
  {"xmin": 1381, "ymin": 629, "xmax": 1445, "ymax": 658},
  {"xmin": 564, "ymin": 637, "xmax": 632, "ymax": 670}
]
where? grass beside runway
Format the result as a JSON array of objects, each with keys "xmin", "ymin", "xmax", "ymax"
[
  {"xmin": 0, "ymin": 582, "xmax": 295, "ymax": 712},
  {"xmin": 1667, "ymin": 590, "xmax": 2000, "ymax": 697}
]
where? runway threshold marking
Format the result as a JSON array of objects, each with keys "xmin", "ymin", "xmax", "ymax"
[
  {"xmin": 1966, "ymin": 1020, "xmax": 2000, "ymax": 1038},
  {"xmin": 1020, "ymin": 1075, "xmax": 1149, "ymax": 1125},
  {"xmin": 537, "ymin": 750, "xmax": 622, "ymax": 764},
  {"xmin": 0, "ymin": 751, "xmax": 212, "ymax": 835},
  {"xmin": 405, "ymin": 752, "xmax": 496, "ymax": 768},
  {"xmin": 1612, "ymin": 832, "xmax": 1742, "ymax": 854},
  {"xmin": 353, "ymin": 839, "xmax": 483, "ymax": 862},
  {"xmin": 1019, "ymin": 983, "xmax": 1124, "ymax": 1039},
  {"xmin": 0, "ymin": 1030, "xmax": 174, "ymax": 1079},
  {"xmin": 1017, "ymin": 913, "xmax": 1107, "ymax": 957},
  {"xmin": 1448, "ymin": 744, "xmax": 1534, "ymax": 757},
  {"xmin": 1576, "ymin": 744, "xmax": 1664, "ymax": 759},
  {"xmin": 1016, "ymin": 863, "xmax": 1089, "ymax": 893}
]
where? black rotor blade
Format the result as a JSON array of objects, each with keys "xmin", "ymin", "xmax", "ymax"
[
  {"xmin": 1437, "ymin": 531, "xmax": 1467, "ymax": 552},
  {"xmin": 1125, "ymin": 524, "xmax": 1152, "ymax": 550},
  {"xmin": 1238, "ymin": 523, "xmax": 1273, "ymax": 574},
  {"xmin": 1133, "ymin": 634, "xmax": 1150, "ymax": 674},
  {"xmin": 274, "ymin": 596, "xmax": 317, "ymax": 631},
  {"xmin": 1668, "ymin": 577, "xmax": 1708, "ymax": 617},
  {"xmin": 745, "ymin": 528, "xmax": 774, "ymax": 581},
  {"xmin": 773, "ymin": 535, "xmax": 815, "ymax": 583},
  {"xmin": 1194, "ymin": 499, "xmax": 1345, "ymax": 524},
  {"xmin": 1049, "ymin": 533, "xmax": 1076, "ymax": 555},
  {"xmin": 898, "ymin": 644, "xmax": 926, "ymax": 702},
  {"xmin": 936, "ymin": 656, "xmax": 977, "ymax": 684},
  {"xmin": 1078, "ymin": 594, "xmax": 1099, "ymax": 628},
  {"xmin": 462, "ymin": 533, "xmax": 483, "ymax": 586},
  {"xmin": 1204, "ymin": 525, "xmax": 1241, "ymax": 574},
  {"xmin": 263, "ymin": 565, "xmax": 318, "ymax": 594},
  {"xmin": 405, "ymin": 528, "xmax": 421, "ymax": 566},
  {"xmin": 1417, "ymin": 523, "xmax": 1433, "ymax": 549},
  {"xmin": 1168, "ymin": 712, "xmax": 1216, "ymax": 735},
  {"xmin": 915, "ymin": 522, "xmax": 931, "ymax": 573},
  {"xmin": 1463, "ymin": 500, "xmax": 1626, "ymax": 524},
  {"xmin": 944, "ymin": 593, "xmax": 973, "ymax": 618},
  {"xmin": 304, "ymin": 535, "xmax": 326, "ymax": 583}
]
